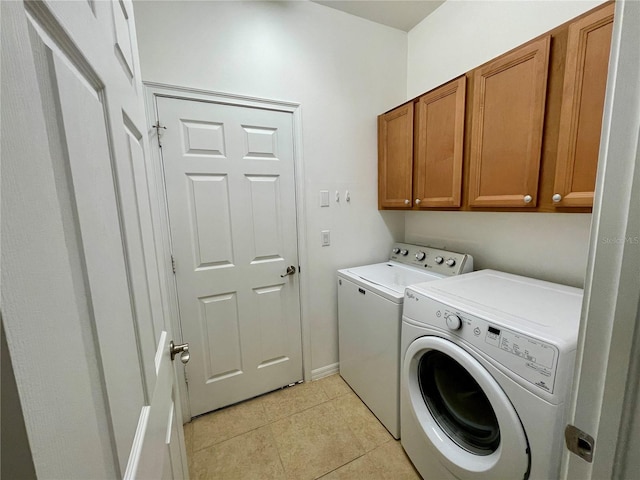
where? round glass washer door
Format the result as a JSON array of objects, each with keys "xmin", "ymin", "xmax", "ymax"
[
  {"xmin": 404, "ymin": 336, "xmax": 530, "ymax": 479},
  {"xmin": 419, "ymin": 350, "xmax": 501, "ymax": 455}
]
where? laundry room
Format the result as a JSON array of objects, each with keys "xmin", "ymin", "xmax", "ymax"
[{"xmin": 2, "ymin": 0, "xmax": 638, "ymax": 479}]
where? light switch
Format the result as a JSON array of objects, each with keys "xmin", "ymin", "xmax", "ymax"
[
  {"xmin": 321, "ymin": 230, "xmax": 330, "ymax": 246},
  {"xmin": 320, "ymin": 190, "xmax": 330, "ymax": 207}
]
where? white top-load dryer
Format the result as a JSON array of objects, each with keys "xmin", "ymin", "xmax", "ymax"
[
  {"xmin": 401, "ymin": 270, "xmax": 583, "ymax": 480},
  {"xmin": 338, "ymin": 243, "xmax": 473, "ymax": 438}
]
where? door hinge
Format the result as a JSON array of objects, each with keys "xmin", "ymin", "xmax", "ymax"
[
  {"xmin": 171, "ymin": 255, "xmax": 176, "ymax": 274},
  {"xmin": 153, "ymin": 120, "xmax": 167, "ymax": 147},
  {"xmin": 565, "ymin": 424, "xmax": 594, "ymax": 463}
]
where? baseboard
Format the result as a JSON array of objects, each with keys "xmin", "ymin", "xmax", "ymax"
[{"xmin": 311, "ymin": 362, "xmax": 339, "ymax": 381}]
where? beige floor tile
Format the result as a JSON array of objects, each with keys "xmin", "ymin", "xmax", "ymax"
[
  {"xmin": 261, "ymin": 381, "xmax": 329, "ymax": 422},
  {"xmin": 191, "ymin": 396, "xmax": 267, "ymax": 452},
  {"xmin": 183, "ymin": 421, "xmax": 194, "ymax": 456},
  {"xmin": 190, "ymin": 425, "xmax": 285, "ymax": 480},
  {"xmin": 319, "ymin": 454, "xmax": 379, "ymax": 479},
  {"xmin": 270, "ymin": 401, "xmax": 364, "ymax": 479},
  {"xmin": 316, "ymin": 374, "xmax": 352, "ymax": 399},
  {"xmin": 332, "ymin": 392, "xmax": 393, "ymax": 452},
  {"xmin": 321, "ymin": 441, "xmax": 420, "ymax": 480},
  {"xmin": 367, "ymin": 441, "xmax": 421, "ymax": 479}
]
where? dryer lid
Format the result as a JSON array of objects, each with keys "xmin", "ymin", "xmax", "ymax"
[{"xmin": 343, "ymin": 262, "xmax": 444, "ymax": 296}]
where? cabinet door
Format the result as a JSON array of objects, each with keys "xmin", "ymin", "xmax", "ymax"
[
  {"xmin": 414, "ymin": 76, "xmax": 466, "ymax": 208},
  {"xmin": 553, "ymin": 3, "xmax": 614, "ymax": 207},
  {"xmin": 378, "ymin": 103, "xmax": 414, "ymax": 209},
  {"xmin": 468, "ymin": 36, "xmax": 551, "ymax": 207}
]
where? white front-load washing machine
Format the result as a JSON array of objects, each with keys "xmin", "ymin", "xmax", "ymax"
[
  {"xmin": 338, "ymin": 243, "xmax": 473, "ymax": 438},
  {"xmin": 401, "ymin": 270, "xmax": 583, "ymax": 480}
]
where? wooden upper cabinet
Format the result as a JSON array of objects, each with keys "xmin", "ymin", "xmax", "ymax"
[
  {"xmin": 414, "ymin": 76, "xmax": 466, "ymax": 208},
  {"xmin": 468, "ymin": 36, "xmax": 551, "ymax": 208},
  {"xmin": 378, "ymin": 103, "xmax": 414, "ymax": 208},
  {"xmin": 553, "ymin": 3, "xmax": 614, "ymax": 208}
]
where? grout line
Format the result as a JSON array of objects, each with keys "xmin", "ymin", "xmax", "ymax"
[
  {"xmin": 187, "ymin": 378, "xmax": 355, "ymax": 457},
  {"xmin": 266, "ymin": 422, "xmax": 288, "ymax": 477}
]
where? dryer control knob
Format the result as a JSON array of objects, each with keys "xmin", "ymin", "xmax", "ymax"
[
  {"xmin": 392, "ymin": 247, "xmax": 400, "ymax": 254},
  {"xmin": 434, "ymin": 256, "xmax": 444, "ymax": 264},
  {"xmin": 446, "ymin": 314, "xmax": 462, "ymax": 330},
  {"xmin": 400, "ymin": 249, "xmax": 409, "ymax": 256},
  {"xmin": 415, "ymin": 251, "xmax": 426, "ymax": 261},
  {"xmin": 445, "ymin": 258, "xmax": 456, "ymax": 267}
]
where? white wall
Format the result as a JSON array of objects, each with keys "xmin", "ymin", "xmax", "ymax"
[
  {"xmin": 405, "ymin": 0, "xmax": 606, "ymax": 288},
  {"xmin": 133, "ymin": 0, "xmax": 406, "ymax": 372},
  {"xmin": 405, "ymin": 211, "xmax": 592, "ymax": 287},
  {"xmin": 408, "ymin": 0, "xmax": 606, "ymax": 98}
]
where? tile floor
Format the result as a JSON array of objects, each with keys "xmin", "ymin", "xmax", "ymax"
[{"xmin": 184, "ymin": 374, "xmax": 421, "ymax": 479}]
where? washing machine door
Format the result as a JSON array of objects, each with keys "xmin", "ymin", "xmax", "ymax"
[{"xmin": 404, "ymin": 336, "xmax": 530, "ymax": 479}]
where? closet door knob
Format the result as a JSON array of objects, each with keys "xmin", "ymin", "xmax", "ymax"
[
  {"xmin": 404, "ymin": 199, "xmax": 410, "ymax": 205},
  {"xmin": 415, "ymin": 199, "xmax": 421, "ymax": 205},
  {"xmin": 170, "ymin": 341, "xmax": 190, "ymax": 364},
  {"xmin": 523, "ymin": 195, "xmax": 533, "ymax": 204},
  {"xmin": 552, "ymin": 193, "xmax": 562, "ymax": 203},
  {"xmin": 280, "ymin": 265, "xmax": 296, "ymax": 277}
]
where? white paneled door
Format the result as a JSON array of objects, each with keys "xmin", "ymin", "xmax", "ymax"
[
  {"xmin": 156, "ymin": 97, "xmax": 303, "ymax": 416},
  {"xmin": 1, "ymin": 1, "xmax": 186, "ymax": 478}
]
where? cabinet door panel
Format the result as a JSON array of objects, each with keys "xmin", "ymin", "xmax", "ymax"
[
  {"xmin": 414, "ymin": 76, "xmax": 466, "ymax": 208},
  {"xmin": 378, "ymin": 103, "xmax": 414, "ymax": 209},
  {"xmin": 553, "ymin": 3, "xmax": 614, "ymax": 207},
  {"xmin": 469, "ymin": 36, "xmax": 551, "ymax": 207}
]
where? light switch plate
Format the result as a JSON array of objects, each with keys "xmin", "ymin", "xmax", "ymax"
[
  {"xmin": 321, "ymin": 230, "xmax": 330, "ymax": 246},
  {"xmin": 320, "ymin": 190, "xmax": 330, "ymax": 207}
]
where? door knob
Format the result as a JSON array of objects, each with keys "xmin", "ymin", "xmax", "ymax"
[
  {"xmin": 170, "ymin": 341, "xmax": 190, "ymax": 364},
  {"xmin": 280, "ymin": 265, "xmax": 296, "ymax": 277}
]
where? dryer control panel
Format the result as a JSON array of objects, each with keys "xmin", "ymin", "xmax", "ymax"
[
  {"xmin": 389, "ymin": 243, "xmax": 473, "ymax": 277},
  {"xmin": 403, "ymin": 293, "xmax": 560, "ymax": 394}
]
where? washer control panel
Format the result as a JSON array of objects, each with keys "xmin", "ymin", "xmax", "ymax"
[
  {"xmin": 403, "ymin": 293, "xmax": 559, "ymax": 394},
  {"xmin": 389, "ymin": 243, "xmax": 473, "ymax": 276}
]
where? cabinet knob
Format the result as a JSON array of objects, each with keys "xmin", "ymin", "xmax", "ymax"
[
  {"xmin": 552, "ymin": 193, "xmax": 562, "ymax": 203},
  {"xmin": 523, "ymin": 195, "xmax": 533, "ymax": 204},
  {"xmin": 415, "ymin": 199, "xmax": 421, "ymax": 205},
  {"xmin": 404, "ymin": 199, "xmax": 410, "ymax": 205}
]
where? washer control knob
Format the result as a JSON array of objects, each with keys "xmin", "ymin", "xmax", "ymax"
[
  {"xmin": 400, "ymin": 249, "xmax": 409, "ymax": 256},
  {"xmin": 392, "ymin": 247, "xmax": 400, "ymax": 254},
  {"xmin": 445, "ymin": 258, "xmax": 456, "ymax": 267},
  {"xmin": 415, "ymin": 251, "xmax": 426, "ymax": 261},
  {"xmin": 434, "ymin": 256, "xmax": 444, "ymax": 264},
  {"xmin": 446, "ymin": 314, "xmax": 462, "ymax": 330}
]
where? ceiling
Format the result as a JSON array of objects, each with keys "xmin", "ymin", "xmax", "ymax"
[{"xmin": 311, "ymin": 0, "xmax": 445, "ymax": 32}]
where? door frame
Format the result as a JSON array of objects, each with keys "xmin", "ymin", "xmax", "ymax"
[
  {"xmin": 142, "ymin": 82, "xmax": 311, "ymax": 421},
  {"xmin": 561, "ymin": 0, "xmax": 640, "ymax": 477}
]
